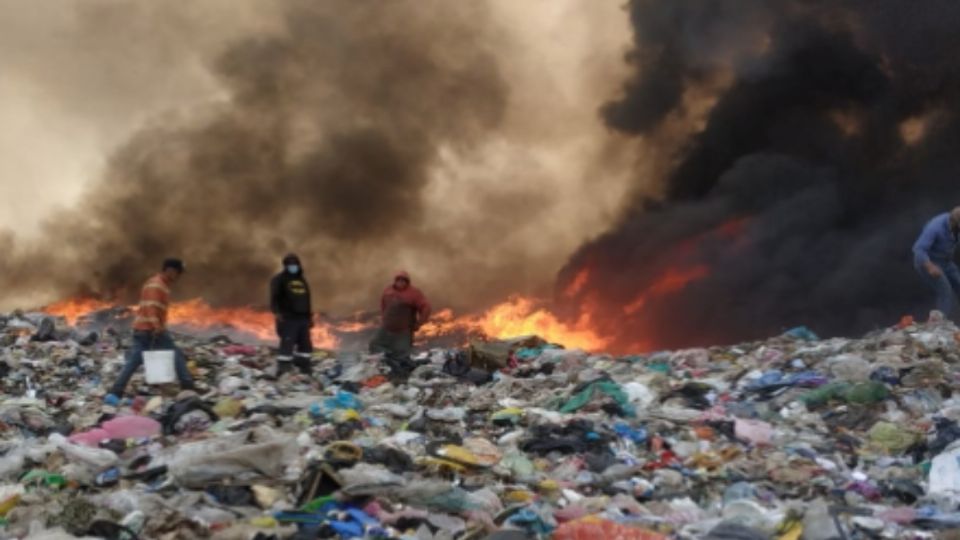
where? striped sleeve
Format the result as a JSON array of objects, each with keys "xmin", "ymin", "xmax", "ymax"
[{"xmin": 133, "ymin": 275, "xmax": 170, "ymax": 331}]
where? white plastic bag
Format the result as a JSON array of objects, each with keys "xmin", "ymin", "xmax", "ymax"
[
  {"xmin": 168, "ymin": 427, "xmax": 298, "ymax": 488},
  {"xmin": 49, "ymin": 433, "xmax": 118, "ymax": 470},
  {"xmin": 929, "ymin": 443, "xmax": 960, "ymax": 496},
  {"xmin": 622, "ymin": 381, "xmax": 657, "ymax": 408}
]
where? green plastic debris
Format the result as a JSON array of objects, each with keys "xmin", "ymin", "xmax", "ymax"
[
  {"xmin": 300, "ymin": 495, "xmax": 337, "ymax": 513},
  {"xmin": 868, "ymin": 421, "xmax": 919, "ymax": 454},
  {"xmin": 559, "ymin": 379, "xmax": 634, "ymax": 416},
  {"xmin": 500, "ymin": 450, "xmax": 536, "ymax": 478},
  {"xmin": 20, "ymin": 469, "xmax": 65, "ymax": 489},
  {"xmin": 490, "ymin": 407, "xmax": 524, "ymax": 425},
  {"xmin": 422, "ymin": 487, "xmax": 482, "ymax": 513},
  {"xmin": 844, "ymin": 381, "xmax": 891, "ymax": 404},
  {"xmin": 647, "ymin": 362, "xmax": 671, "ymax": 374},
  {"xmin": 800, "ymin": 382, "xmax": 848, "ymax": 407},
  {"xmin": 800, "ymin": 381, "xmax": 889, "ymax": 407}
]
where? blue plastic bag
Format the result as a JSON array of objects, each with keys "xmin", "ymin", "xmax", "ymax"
[
  {"xmin": 613, "ymin": 423, "xmax": 648, "ymax": 443},
  {"xmin": 324, "ymin": 390, "xmax": 364, "ymax": 411},
  {"xmin": 783, "ymin": 326, "xmax": 819, "ymax": 341}
]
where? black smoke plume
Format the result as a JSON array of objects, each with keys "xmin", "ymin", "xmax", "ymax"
[{"xmin": 561, "ymin": 0, "xmax": 960, "ymax": 351}]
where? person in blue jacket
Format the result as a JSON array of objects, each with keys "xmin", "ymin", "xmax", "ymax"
[{"xmin": 913, "ymin": 207, "xmax": 960, "ymax": 317}]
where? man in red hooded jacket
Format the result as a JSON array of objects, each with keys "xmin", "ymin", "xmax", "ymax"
[{"xmin": 369, "ymin": 271, "xmax": 431, "ymax": 361}]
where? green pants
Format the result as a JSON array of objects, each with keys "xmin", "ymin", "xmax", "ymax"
[{"xmin": 369, "ymin": 328, "xmax": 413, "ymax": 360}]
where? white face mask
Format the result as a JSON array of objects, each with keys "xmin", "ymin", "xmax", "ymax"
[{"xmin": 286, "ymin": 264, "xmax": 300, "ymax": 274}]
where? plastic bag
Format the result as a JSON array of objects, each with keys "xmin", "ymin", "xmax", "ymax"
[
  {"xmin": 801, "ymin": 500, "xmax": 839, "ymax": 540},
  {"xmin": 338, "ymin": 463, "xmax": 405, "ymax": 496},
  {"xmin": 800, "ymin": 381, "xmax": 889, "ymax": 407},
  {"xmin": 799, "ymin": 382, "xmax": 849, "ymax": 407},
  {"xmin": 168, "ymin": 427, "xmax": 298, "ymax": 488},
  {"xmin": 929, "ymin": 445, "xmax": 960, "ymax": 495},
  {"xmin": 213, "ymin": 398, "xmax": 244, "ymax": 418},
  {"xmin": 100, "ymin": 415, "xmax": 161, "ymax": 438},
  {"xmin": 462, "ymin": 437, "xmax": 503, "ymax": 466},
  {"xmin": 69, "ymin": 416, "xmax": 161, "ymax": 446},
  {"xmin": 827, "ymin": 353, "xmax": 872, "ymax": 382},
  {"xmin": 49, "ymin": 433, "xmax": 118, "ymax": 471},
  {"xmin": 622, "ymin": 382, "xmax": 657, "ymax": 408},
  {"xmin": 722, "ymin": 499, "xmax": 781, "ymax": 532},
  {"xmin": 783, "ymin": 326, "xmax": 819, "ymax": 341},
  {"xmin": 867, "ymin": 421, "xmax": 919, "ymax": 454},
  {"xmin": 843, "ymin": 381, "xmax": 890, "ymax": 404},
  {"xmin": 560, "ymin": 379, "xmax": 633, "ymax": 416},
  {"xmin": 426, "ymin": 407, "xmax": 466, "ymax": 422},
  {"xmin": 398, "ymin": 481, "xmax": 481, "ymax": 512},
  {"xmin": 500, "ymin": 451, "xmax": 535, "ymax": 478},
  {"xmin": 68, "ymin": 428, "xmax": 111, "ymax": 447},
  {"xmin": 734, "ymin": 418, "xmax": 772, "ymax": 446},
  {"xmin": 613, "ymin": 423, "xmax": 648, "ymax": 444},
  {"xmin": 323, "ymin": 390, "xmax": 364, "ymax": 411},
  {"xmin": 723, "ymin": 482, "xmax": 758, "ymax": 505},
  {"xmin": 553, "ymin": 516, "xmax": 666, "ymax": 540}
]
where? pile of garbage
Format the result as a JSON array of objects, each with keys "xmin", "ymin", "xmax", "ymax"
[{"xmin": 3, "ymin": 309, "xmax": 960, "ymax": 539}]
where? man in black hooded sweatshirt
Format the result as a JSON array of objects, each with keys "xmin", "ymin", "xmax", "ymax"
[{"xmin": 270, "ymin": 253, "xmax": 313, "ymax": 375}]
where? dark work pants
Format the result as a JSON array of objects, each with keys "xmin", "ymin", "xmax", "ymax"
[
  {"xmin": 918, "ymin": 261, "xmax": 960, "ymax": 318},
  {"xmin": 369, "ymin": 328, "xmax": 413, "ymax": 360},
  {"xmin": 109, "ymin": 331, "xmax": 194, "ymax": 397},
  {"xmin": 276, "ymin": 317, "xmax": 313, "ymax": 373}
]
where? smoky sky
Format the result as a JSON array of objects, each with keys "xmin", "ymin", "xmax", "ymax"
[
  {"xmin": 561, "ymin": 0, "xmax": 960, "ymax": 351},
  {"xmin": 0, "ymin": 0, "xmax": 632, "ymax": 312}
]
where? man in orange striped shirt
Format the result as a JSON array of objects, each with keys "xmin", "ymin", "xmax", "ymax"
[{"xmin": 106, "ymin": 259, "xmax": 195, "ymax": 403}]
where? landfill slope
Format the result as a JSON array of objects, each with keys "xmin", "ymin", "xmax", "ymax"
[{"xmin": 0, "ymin": 310, "xmax": 959, "ymax": 539}]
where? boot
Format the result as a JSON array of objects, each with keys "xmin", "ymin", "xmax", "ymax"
[
  {"xmin": 293, "ymin": 355, "xmax": 312, "ymax": 375},
  {"xmin": 275, "ymin": 359, "xmax": 294, "ymax": 377}
]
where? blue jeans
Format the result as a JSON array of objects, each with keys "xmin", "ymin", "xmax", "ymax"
[
  {"xmin": 109, "ymin": 331, "xmax": 194, "ymax": 397},
  {"xmin": 918, "ymin": 261, "xmax": 960, "ymax": 318}
]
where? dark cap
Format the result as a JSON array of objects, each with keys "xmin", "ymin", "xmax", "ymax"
[
  {"xmin": 162, "ymin": 258, "xmax": 185, "ymax": 272},
  {"xmin": 282, "ymin": 253, "xmax": 301, "ymax": 265}
]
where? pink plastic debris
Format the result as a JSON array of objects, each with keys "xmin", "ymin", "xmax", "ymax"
[
  {"xmin": 222, "ymin": 344, "xmax": 258, "ymax": 356},
  {"xmin": 101, "ymin": 416, "xmax": 162, "ymax": 438},
  {"xmin": 734, "ymin": 418, "xmax": 773, "ymax": 446},
  {"xmin": 68, "ymin": 428, "xmax": 110, "ymax": 447},
  {"xmin": 878, "ymin": 507, "xmax": 916, "ymax": 525},
  {"xmin": 71, "ymin": 415, "xmax": 163, "ymax": 446}
]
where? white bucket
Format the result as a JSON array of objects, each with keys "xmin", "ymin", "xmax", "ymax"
[{"xmin": 143, "ymin": 350, "xmax": 176, "ymax": 384}]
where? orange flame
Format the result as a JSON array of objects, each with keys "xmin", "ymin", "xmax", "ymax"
[
  {"xmin": 623, "ymin": 264, "xmax": 709, "ymax": 315},
  {"xmin": 44, "ymin": 297, "xmax": 341, "ymax": 349},
  {"xmin": 563, "ymin": 268, "xmax": 591, "ymax": 298},
  {"xmin": 619, "ymin": 216, "xmax": 748, "ymax": 318},
  {"xmin": 420, "ymin": 297, "xmax": 609, "ymax": 351},
  {"xmin": 43, "ymin": 298, "xmax": 116, "ymax": 325},
  {"xmin": 168, "ymin": 299, "xmax": 340, "ymax": 349},
  {"xmin": 44, "ymin": 296, "xmax": 611, "ymax": 351},
  {"xmin": 677, "ymin": 216, "xmax": 750, "ymax": 255}
]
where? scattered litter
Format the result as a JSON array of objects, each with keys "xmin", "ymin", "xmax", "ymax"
[{"xmin": 0, "ymin": 308, "xmax": 956, "ymax": 537}]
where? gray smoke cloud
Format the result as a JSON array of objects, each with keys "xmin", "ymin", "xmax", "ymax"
[
  {"xmin": 0, "ymin": 0, "xmax": 633, "ymax": 313},
  {"xmin": 561, "ymin": 0, "xmax": 960, "ymax": 351}
]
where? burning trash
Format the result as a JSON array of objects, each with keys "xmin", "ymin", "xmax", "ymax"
[
  {"xmin": 8, "ymin": 0, "xmax": 960, "ymax": 538},
  {"xmin": 0, "ymin": 296, "xmax": 956, "ymax": 538}
]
